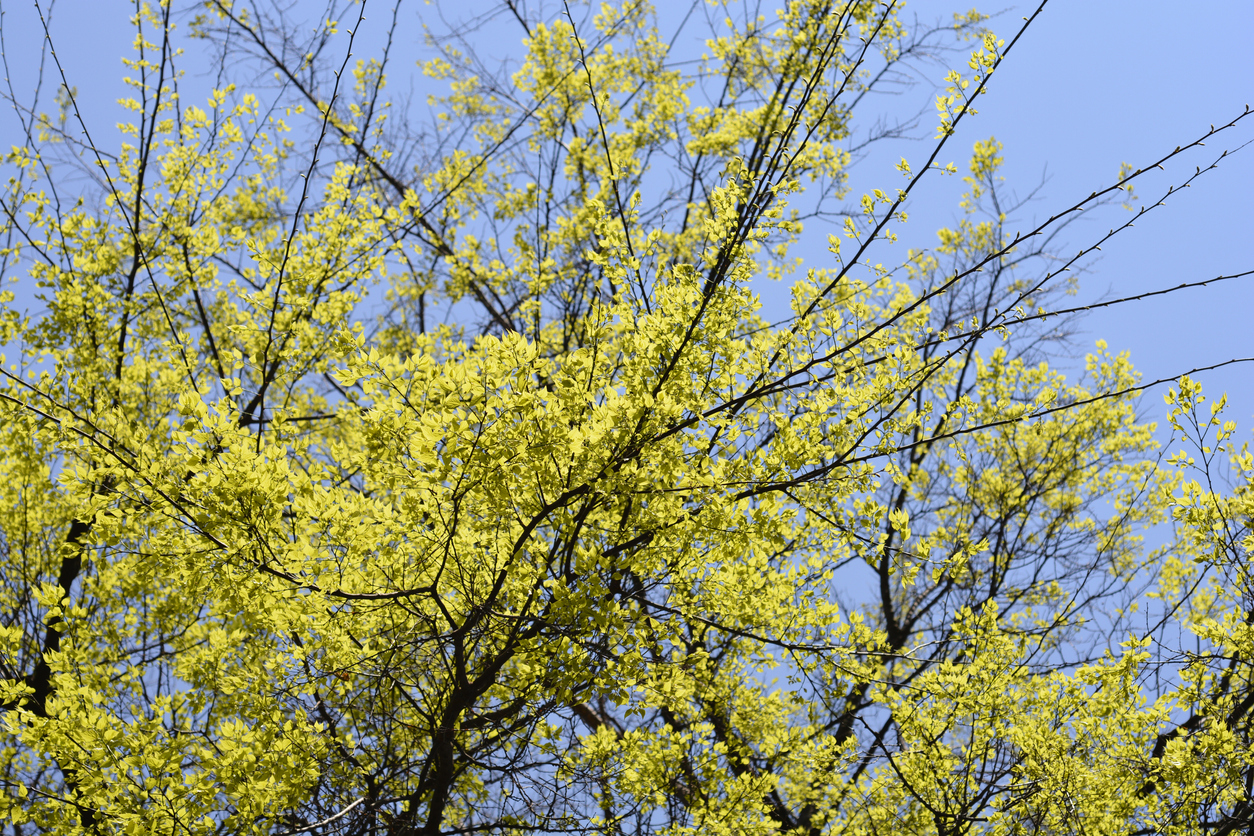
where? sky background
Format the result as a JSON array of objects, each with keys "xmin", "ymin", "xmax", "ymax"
[
  {"xmin": 2, "ymin": 0, "xmax": 1252, "ymax": 448},
  {"xmin": 862, "ymin": 0, "xmax": 1254, "ymax": 442}
]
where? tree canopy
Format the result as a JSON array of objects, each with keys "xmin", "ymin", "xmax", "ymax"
[{"xmin": 0, "ymin": 1, "xmax": 1252, "ymax": 834}]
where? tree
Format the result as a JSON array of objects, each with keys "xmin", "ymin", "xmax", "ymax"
[{"xmin": 0, "ymin": 0, "xmax": 1251, "ymax": 833}]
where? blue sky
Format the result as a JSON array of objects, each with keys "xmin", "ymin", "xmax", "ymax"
[
  {"xmin": 3, "ymin": 0, "xmax": 1251, "ymax": 443},
  {"xmin": 880, "ymin": 0, "xmax": 1254, "ymax": 438}
]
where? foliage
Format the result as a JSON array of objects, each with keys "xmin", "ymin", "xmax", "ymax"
[{"xmin": 0, "ymin": 0, "xmax": 1251, "ymax": 834}]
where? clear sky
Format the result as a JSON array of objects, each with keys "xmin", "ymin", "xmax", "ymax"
[
  {"xmin": 892, "ymin": 0, "xmax": 1254, "ymax": 440},
  {"xmin": 3, "ymin": 0, "xmax": 1252, "ymax": 441}
]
